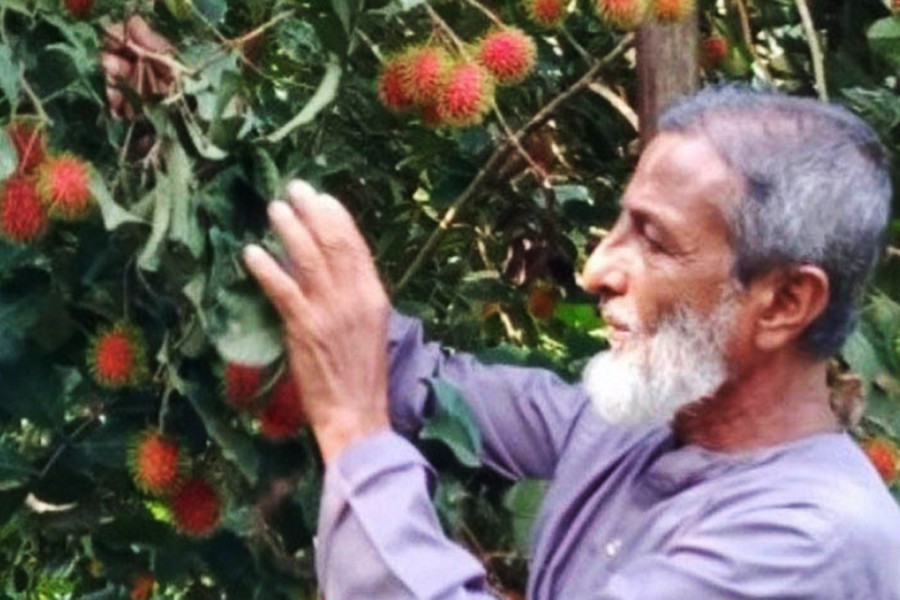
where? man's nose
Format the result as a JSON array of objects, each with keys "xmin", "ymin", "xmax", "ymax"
[{"xmin": 581, "ymin": 229, "xmax": 628, "ymax": 300}]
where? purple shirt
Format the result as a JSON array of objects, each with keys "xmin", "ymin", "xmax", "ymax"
[{"xmin": 316, "ymin": 313, "xmax": 900, "ymax": 599}]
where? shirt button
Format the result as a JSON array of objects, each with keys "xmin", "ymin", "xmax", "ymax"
[{"xmin": 605, "ymin": 538, "xmax": 622, "ymax": 558}]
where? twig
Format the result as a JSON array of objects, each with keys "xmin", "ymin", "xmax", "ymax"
[
  {"xmin": 463, "ymin": 0, "xmax": 506, "ymax": 28},
  {"xmin": 356, "ymin": 28, "xmax": 384, "ymax": 62},
  {"xmin": 395, "ymin": 34, "xmax": 634, "ymax": 293},
  {"xmin": 587, "ymin": 81, "xmax": 638, "ymax": 130},
  {"xmin": 19, "ymin": 71, "xmax": 50, "ymax": 124},
  {"xmin": 559, "ymin": 26, "xmax": 593, "ymax": 68},
  {"xmin": 794, "ymin": 0, "xmax": 827, "ymax": 100},
  {"xmin": 492, "ymin": 103, "xmax": 550, "ymax": 183},
  {"xmin": 426, "ymin": 5, "xmax": 469, "ymax": 56}
]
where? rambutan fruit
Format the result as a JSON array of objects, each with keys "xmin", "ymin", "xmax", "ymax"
[
  {"xmin": 701, "ymin": 35, "xmax": 728, "ymax": 69},
  {"xmin": 63, "ymin": 0, "xmax": 93, "ymax": 18},
  {"xmin": 37, "ymin": 154, "xmax": 94, "ymax": 220},
  {"xmin": 7, "ymin": 122, "xmax": 45, "ymax": 175},
  {"xmin": 525, "ymin": 0, "xmax": 567, "ymax": 28},
  {"xmin": 651, "ymin": 0, "xmax": 695, "ymax": 22},
  {"xmin": 403, "ymin": 45, "xmax": 450, "ymax": 105},
  {"xmin": 527, "ymin": 286, "xmax": 558, "ymax": 320},
  {"xmin": 88, "ymin": 322, "xmax": 148, "ymax": 389},
  {"xmin": 596, "ymin": 0, "xmax": 649, "ymax": 30},
  {"xmin": 863, "ymin": 438, "xmax": 898, "ymax": 485},
  {"xmin": 223, "ymin": 362, "xmax": 266, "ymax": 411},
  {"xmin": 128, "ymin": 430, "xmax": 183, "ymax": 496},
  {"xmin": 130, "ymin": 574, "xmax": 155, "ymax": 600},
  {"xmin": 259, "ymin": 374, "xmax": 306, "ymax": 441},
  {"xmin": 168, "ymin": 477, "xmax": 221, "ymax": 537},
  {"xmin": 420, "ymin": 102, "xmax": 446, "ymax": 129},
  {"xmin": 377, "ymin": 55, "xmax": 415, "ymax": 113},
  {"xmin": 0, "ymin": 177, "xmax": 48, "ymax": 244},
  {"xmin": 436, "ymin": 62, "xmax": 495, "ymax": 128},
  {"xmin": 477, "ymin": 28, "xmax": 537, "ymax": 85}
]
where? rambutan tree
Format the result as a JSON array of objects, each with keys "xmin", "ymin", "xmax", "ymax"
[{"xmin": 0, "ymin": 0, "xmax": 897, "ymax": 597}]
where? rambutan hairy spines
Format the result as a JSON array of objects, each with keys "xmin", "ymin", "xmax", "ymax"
[
  {"xmin": 259, "ymin": 374, "xmax": 306, "ymax": 441},
  {"xmin": 477, "ymin": 28, "xmax": 537, "ymax": 85},
  {"xmin": 863, "ymin": 438, "xmax": 899, "ymax": 485},
  {"xmin": 377, "ymin": 54, "xmax": 415, "ymax": 113},
  {"xmin": 0, "ymin": 177, "xmax": 48, "ymax": 244},
  {"xmin": 168, "ymin": 477, "xmax": 222, "ymax": 537},
  {"xmin": 651, "ymin": 0, "xmax": 695, "ymax": 23},
  {"xmin": 596, "ymin": 0, "xmax": 649, "ymax": 30},
  {"xmin": 437, "ymin": 62, "xmax": 496, "ymax": 128},
  {"xmin": 525, "ymin": 0, "xmax": 567, "ymax": 28},
  {"xmin": 128, "ymin": 430, "xmax": 184, "ymax": 496},
  {"xmin": 7, "ymin": 121, "xmax": 46, "ymax": 175},
  {"xmin": 38, "ymin": 154, "xmax": 94, "ymax": 221},
  {"xmin": 223, "ymin": 362, "xmax": 266, "ymax": 411},
  {"xmin": 88, "ymin": 322, "xmax": 148, "ymax": 389},
  {"xmin": 403, "ymin": 45, "xmax": 450, "ymax": 105},
  {"xmin": 701, "ymin": 35, "xmax": 728, "ymax": 69}
]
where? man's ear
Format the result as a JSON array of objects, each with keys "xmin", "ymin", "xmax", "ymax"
[{"xmin": 750, "ymin": 265, "xmax": 830, "ymax": 352}]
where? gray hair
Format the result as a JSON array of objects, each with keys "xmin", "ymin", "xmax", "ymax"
[{"xmin": 657, "ymin": 85, "xmax": 892, "ymax": 357}]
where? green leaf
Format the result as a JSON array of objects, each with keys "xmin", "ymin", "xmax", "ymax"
[
  {"xmin": 0, "ymin": 439, "xmax": 35, "ymax": 488},
  {"xmin": 195, "ymin": 0, "xmax": 227, "ymax": 23},
  {"xmin": 0, "ymin": 356, "xmax": 65, "ymax": 429},
  {"xmin": 868, "ymin": 17, "xmax": 900, "ymax": 69},
  {"xmin": 503, "ymin": 479, "xmax": 547, "ymax": 554},
  {"xmin": 207, "ymin": 286, "xmax": 284, "ymax": 365},
  {"xmin": 421, "ymin": 378, "xmax": 482, "ymax": 468},
  {"xmin": 555, "ymin": 302, "xmax": 602, "ymax": 330},
  {"xmin": 331, "ymin": 0, "xmax": 363, "ymax": 34},
  {"xmin": 842, "ymin": 326, "xmax": 887, "ymax": 390},
  {"xmin": 0, "ymin": 123, "xmax": 15, "ymax": 181},
  {"xmin": 0, "ymin": 44, "xmax": 19, "ymax": 105},
  {"xmin": 90, "ymin": 171, "xmax": 142, "ymax": 231}
]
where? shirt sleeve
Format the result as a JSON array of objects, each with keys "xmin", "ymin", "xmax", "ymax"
[
  {"xmin": 316, "ymin": 430, "xmax": 498, "ymax": 600},
  {"xmin": 594, "ymin": 506, "xmax": 854, "ymax": 600},
  {"xmin": 388, "ymin": 311, "xmax": 591, "ymax": 480}
]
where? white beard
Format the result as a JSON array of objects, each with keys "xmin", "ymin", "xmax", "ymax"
[{"xmin": 582, "ymin": 289, "xmax": 740, "ymax": 427}]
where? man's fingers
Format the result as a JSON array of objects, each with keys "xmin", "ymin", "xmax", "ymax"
[
  {"xmin": 126, "ymin": 15, "xmax": 174, "ymax": 54},
  {"xmin": 243, "ymin": 244, "xmax": 307, "ymax": 322},
  {"xmin": 286, "ymin": 180, "xmax": 372, "ymax": 267},
  {"xmin": 267, "ymin": 201, "xmax": 328, "ymax": 290},
  {"xmin": 101, "ymin": 52, "xmax": 133, "ymax": 81}
]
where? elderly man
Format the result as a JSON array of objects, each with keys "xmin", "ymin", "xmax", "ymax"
[{"xmin": 243, "ymin": 86, "xmax": 900, "ymax": 599}]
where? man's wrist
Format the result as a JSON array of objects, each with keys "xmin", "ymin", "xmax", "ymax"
[{"xmin": 314, "ymin": 416, "xmax": 391, "ymax": 465}]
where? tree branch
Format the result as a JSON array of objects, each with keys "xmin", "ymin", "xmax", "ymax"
[{"xmin": 794, "ymin": 0, "xmax": 827, "ymax": 100}]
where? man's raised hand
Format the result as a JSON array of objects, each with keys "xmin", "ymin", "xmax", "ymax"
[{"xmin": 243, "ymin": 181, "xmax": 391, "ymax": 464}]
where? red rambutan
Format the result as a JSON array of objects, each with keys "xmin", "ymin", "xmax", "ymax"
[
  {"xmin": 437, "ymin": 62, "xmax": 495, "ymax": 128},
  {"xmin": 596, "ymin": 0, "xmax": 648, "ymax": 30},
  {"xmin": 63, "ymin": 0, "xmax": 93, "ymax": 18},
  {"xmin": 168, "ymin": 477, "xmax": 221, "ymax": 537},
  {"xmin": 377, "ymin": 55, "xmax": 415, "ymax": 113},
  {"xmin": 129, "ymin": 430, "xmax": 183, "ymax": 496},
  {"xmin": 651, "ymin": 0, "xmax": 695, "ymax": 22},
  {"xmin": 525, "ymin": 0, "xmax": 567, "ymax": 28},
  {"xmin": 701, "ymin": 35, "xmax": 728, "ymax": 69},
  {"xmin": 38, "ymin": 154, "xmax": 94, "ymax": 220},
  {"xmin": 404, "ymin": 45, "xmax": 450, "ymax": 105},
  {"xmin": 223, "ymin": 362, "xmax": 266, "ymax": 410},
  {"xmin": 88, "ymin": 322, "xmax": 148, "ymax": 389},
  {"xmin": 259, "ymin": 374, "xmax": 306, "ymax": 440},
  {"xmin": 478, "ymin": 28, "xmax": 537, "ymax": 85},
  {"xmin": 7, "ymin": 122, "xmax": 46, "ymax": 175},
  {"xmin": 863, "ymin": 438, "xmax": 898, "ymax": 485},
  {"xmin": 130, "ymin": 574, "xmax": 155, "ymax": 600},
  {"xmin": 0, "ymin": 177, "xmax": 48, "ymax": 244}
]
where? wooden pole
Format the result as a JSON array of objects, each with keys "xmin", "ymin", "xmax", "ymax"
[{"xmin": 636, "ymin": 12, "xmax": 700, "ymax": 147}]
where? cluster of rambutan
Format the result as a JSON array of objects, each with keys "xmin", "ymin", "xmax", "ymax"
[
  {"xmin": 222, "ymin": 362, "xmax": 308, "ymax": 441},
  {"xmin": 128, "ymin": 429, "xmax": 223, "ymax": 537},
  {"xmin": 377, "ymin": 27, "xmax": 537, "ymax": 128},
  {"xmin": 596, "ymin": 0, "xmax": 696, "ymax": 30},
  {"xmin": 0, "ymin": 121, "xmax": 95, "ymax": 245}
]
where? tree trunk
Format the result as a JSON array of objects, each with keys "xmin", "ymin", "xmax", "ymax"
[{"xmin": 636, "ymin": 13, "xmax": 700, "ymax": 147}]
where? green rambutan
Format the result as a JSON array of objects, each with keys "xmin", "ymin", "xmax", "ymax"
[
  {"xmin": 37, "ymin": 154, "xmax": 94, "ymax": 220},
  {"xmin": 128, "ymin": 430, "xmax": 183, "ymax": 496},
  {"xmin": 436, "ymin": 62, "xmax": 495, "ymax": 128},
  {"xmin": 596, "ymin": 0, "xmax": 649, "ymax": 30},
  {"xmin": 259, "ymin": 374, "xmax": 306, "ymax": 441},
  {"xmin": 0, "ymin": 177, "xmax": 48, "ymax": 244},
  {"xmin": 525, "ymin": 0, "xmax": 567, "ymax": 28},
  {"xmin": 377, "ymin": 55, "xmax": 415, "ymax": 113},
  {"xmin": 477, "ymin": 28, "xmax": 537, "ymax": 85},
  {"xmin": 88, "ymin": 322, "xmax": 148, "ymax": 389},
  {"xmin": 168, "ymin": 477, "xmax": 221, "ymax": 537}
]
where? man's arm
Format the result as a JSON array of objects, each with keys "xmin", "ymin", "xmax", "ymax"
[{"xmin": 388, "ymin": 311, "xmax": 591, "ymax": 480}]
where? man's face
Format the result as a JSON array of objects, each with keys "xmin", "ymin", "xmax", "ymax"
[{"xmin": 580, "ymin": 131, "xmax": 745, "ymax": 425}]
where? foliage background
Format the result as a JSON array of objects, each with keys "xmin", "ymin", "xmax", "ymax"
[{"xmin": 0, "ymin": 0, "xmax": 898, "ymax": 597}]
